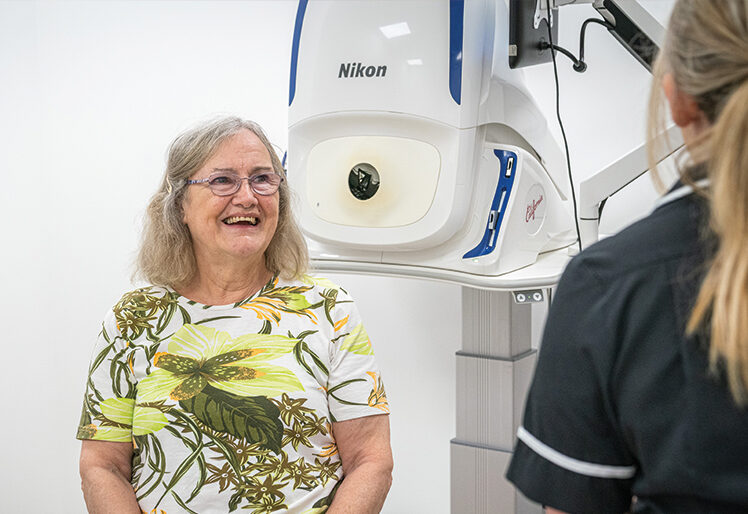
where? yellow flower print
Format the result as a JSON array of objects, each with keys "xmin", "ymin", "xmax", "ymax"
[
  {"xmin": 301, "ymin": 275, "xmax": 339, "ymax": 290},
  {"xmin": 315, "ymin": 441, "xmax": 338, "ymax": 459},
  {"xmin": 339, "ymin": 324, "xmax": 373, "ymax": 355},
  {"xmin": 310, "ymin": 456, "xmax": 341, "ymax": 486},
  {"xmin": 114, "ymin": 288, "xmax": 178, "ymax": 340},
  {"xmin": 333, "ymin": 315, "xmax": 349, "ymax": 332},
  {"xmin": 314, "ymin": 421, "xmax": 338, "ymax": 458},
  {"xmin": 137, "ymin": 324, "xmax": 303, "ymax": 403},
  {"xmin": 78, "ymin": 398, "xmax": 168, "ymax": 442},
  {"xmin": 366, "ymin": 372, "xmax": 389, "ymax": 413},
  {"xmin": 238, "ymin": 282, "xmax": 318, "ymax": 325}
]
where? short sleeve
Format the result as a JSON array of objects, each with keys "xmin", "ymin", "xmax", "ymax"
[
  {"xmin": 506, "ymin": 256, "xmax": 636, "ymax": 514},
  {"xmin": 325, "ymin": 289, "xmax": 389, "ymax": 422},
  {"xmin": 76, "ymin": 309, "xmax": 137, "ymax": 442}
]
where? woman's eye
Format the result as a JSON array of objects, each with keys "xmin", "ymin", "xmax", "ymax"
[
  {"xmin": 210, "ymin": 174, "xmax": 235, "ymax": 185},
  {"xmin": 252, "ymin": 174, "xmax": 270, "ymax": 183}
]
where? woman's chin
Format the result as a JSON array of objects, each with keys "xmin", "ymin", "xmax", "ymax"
[{"xmin": 216, "ymin": 244, "xmax": 269, "ymax": 266}]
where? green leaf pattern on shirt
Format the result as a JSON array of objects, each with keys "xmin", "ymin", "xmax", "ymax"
[{"xmin": 77, "ymin": 276, "xmax": 388, "ymax": 513}]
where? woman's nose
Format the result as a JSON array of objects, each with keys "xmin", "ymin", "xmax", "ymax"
[{"xmin": 232, "ymin": 178, "xmax": 258, "ymax": 205}]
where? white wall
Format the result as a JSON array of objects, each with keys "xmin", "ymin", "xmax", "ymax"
[{"xmin": 0, "ymin": 1, "xmax": 673, "ymax": 512}]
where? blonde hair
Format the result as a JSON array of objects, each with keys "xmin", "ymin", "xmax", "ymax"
[
  {"xmin": 648, "ymin": 0, "xmax": 748, "ymax": 404},
  {"xmin": 135, "ymin": 116, "xmax": 308, "ymax": 289}
]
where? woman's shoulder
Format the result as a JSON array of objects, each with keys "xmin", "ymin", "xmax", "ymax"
[
  {"xmin": 569, "ymin": 195, "xmax": 706, "ymax": 287},
  {"xmin": 112, "ymin": 284, "xmax": 177, "ymax": 310},
  {"xmin": 285, "ymin": 273, "xmax": 361, "ymax": 319},
  {"xmin": 109, "ymin": 285, "xmax": 181, "ymax": 329},
  {"xmin": 292, "ymin": 274, "xmax": 354, "ymax": 300},
  {"xmin": 298, "ymin": 274, "xmax": 343, "ymax": 291}
]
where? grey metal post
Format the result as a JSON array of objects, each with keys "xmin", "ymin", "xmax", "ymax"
[{"xmin": 451, "ymin": 287, "xmax": 542, "ymax": 513}]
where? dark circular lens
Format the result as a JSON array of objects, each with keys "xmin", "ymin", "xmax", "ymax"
[{"xmin": 348, "ymin": 163, "xmax": 380, "ymax": 201}]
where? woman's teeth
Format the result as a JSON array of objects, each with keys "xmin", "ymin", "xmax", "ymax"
[{"xmin": 224, "ymin": 216, "xmax": 258, "ymax": 225}]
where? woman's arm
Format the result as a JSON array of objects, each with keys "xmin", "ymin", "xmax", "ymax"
[
  {"xmin": 79, "ymin": 440, "xmax": 141, "ymax": 513},
  {"xmin": 327, "ymin": 414, "xmax": 393, "ymax": 513}
]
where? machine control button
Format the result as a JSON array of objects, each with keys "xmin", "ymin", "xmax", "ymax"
[
  {"xmin": 512, "ymin": 289, "xmax": 544, "ymax": 304},
  {"xmin": 487, "ymin": 210, "xmax": 499, "ymax": 230},
  {"xmin": 505, "ymin": 156, "xmax": 515, "ymax": 178}
]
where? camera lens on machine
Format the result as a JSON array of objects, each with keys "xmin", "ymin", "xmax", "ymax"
[{"xmin": 348, "ymin": 163, "xmax": 380, "ymax": 201}]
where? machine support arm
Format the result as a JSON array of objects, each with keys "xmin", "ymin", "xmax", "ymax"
[
  {"xmin": 537, "ymin": 0, "xmax": 665, "ymax": 72},
  {"xmin": 578, "ymin": 124, "xmax": 684, "ymax": 248}
]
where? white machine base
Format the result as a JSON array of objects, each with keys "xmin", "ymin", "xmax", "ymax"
[{"xmin": 311, "ymin": 246, "xmax": 572, "ymax": 291}]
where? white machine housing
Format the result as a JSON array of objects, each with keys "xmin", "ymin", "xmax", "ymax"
[{"xmin": 288, "ymin": 0, "xmax": 576, "ymax": 286}]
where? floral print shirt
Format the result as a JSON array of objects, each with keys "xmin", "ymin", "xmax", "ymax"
[{"xmin": 77, "ymin": 275, "xmax": 389, "ymax": 514}]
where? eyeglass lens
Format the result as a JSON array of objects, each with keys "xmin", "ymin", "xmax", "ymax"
[{"xmin": 208, "ymin": 172, "xmax": 282, "ymax": 196}]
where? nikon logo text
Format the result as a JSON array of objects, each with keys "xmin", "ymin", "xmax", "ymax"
[{"xmin": 338, "ymin": 62, "xmax": 388, "ymax": 78}]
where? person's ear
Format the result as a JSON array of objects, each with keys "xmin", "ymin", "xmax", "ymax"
[{"xmin": 662, "ymin": 73, "xmax": 704, "ymax": 127}]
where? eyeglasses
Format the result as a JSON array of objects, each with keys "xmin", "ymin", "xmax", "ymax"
[{"xmin": 186, "ymin": 171, "xmax": 284, "ymax": 196}]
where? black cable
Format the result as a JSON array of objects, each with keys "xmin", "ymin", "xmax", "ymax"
[
  {"xmin": 578, "ymin": 18, "xmax": 613, "ymax": 71},
  {"xmin": 542, "ymin": 43, "xmax": 583, "ymax": 69},
  {"xmin": 540, "ymin": 17, "xmax": 613, "ymax": 73},
  {"xmin": 544, "ymin": 0, "xmax": 582, "ymax": 252}
]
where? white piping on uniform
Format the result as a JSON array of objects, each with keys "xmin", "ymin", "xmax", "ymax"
[
  {"xmin": 516, "ymin": 426, "xmax": 637, "ymax": 479},
  {"xmin": 654, "ymin": 178, "xmax": 710, "ymax": 210}
]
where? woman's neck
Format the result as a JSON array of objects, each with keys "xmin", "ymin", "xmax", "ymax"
[{"xmin": 177, "ymin": 259, "xmax": 273, "ymax": 306}]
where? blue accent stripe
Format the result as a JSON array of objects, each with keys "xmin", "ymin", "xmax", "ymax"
[
  {"xmin": 289, "ymin": 0, "xmax": 309, "ymax": 106},
  {"xmin": 449, "ymin": 0, "xmax": 464, "ymax": 105},
  {"xmin": 463, "ymin": 150, "xmax": 518, "ymax": 259}
]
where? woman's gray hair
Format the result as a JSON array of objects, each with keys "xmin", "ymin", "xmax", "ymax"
[{"xmin": 135, "ymin": 116, "xmax": 309, "ymax": 289}]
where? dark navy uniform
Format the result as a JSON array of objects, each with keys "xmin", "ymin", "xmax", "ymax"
[{"xmin": 507, "ymin": 181, "xmax": 748, "ymax": 513}]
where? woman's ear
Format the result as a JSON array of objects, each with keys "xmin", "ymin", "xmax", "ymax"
[{"xmin": 662, "ymin": 73, "xmax": 704, "ymax": 127}]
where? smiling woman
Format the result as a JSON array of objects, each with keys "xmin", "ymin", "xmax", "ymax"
[{"xmin": 76, "ymin": 116, "xmax": 393, "ymax": 514}]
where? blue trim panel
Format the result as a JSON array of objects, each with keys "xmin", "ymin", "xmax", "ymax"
[
  {"xmin": 289, "ymin": 0, "xmax": 309, "ymax": 106},
  {"xmin": 463, "ymin": 150, "xmax": 518, "ymax": 258},
  {"xmin": 449, "ymin": 0, "xmax": 464, "ymax": 105}
]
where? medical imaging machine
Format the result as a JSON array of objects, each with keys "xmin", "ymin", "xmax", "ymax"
[{"xmin": 287, "ymin": 1, "xmax": 681, "ymax": 512}]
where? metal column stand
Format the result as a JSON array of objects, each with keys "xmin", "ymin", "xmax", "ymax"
[{"xmin": 451, "ymin": 287, "xmax": 543, "ymax": 513}]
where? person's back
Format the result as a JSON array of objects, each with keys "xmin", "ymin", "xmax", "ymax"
[{"xmin": 506, "ymin": 1, "xmax": 748, "ymax": 512}]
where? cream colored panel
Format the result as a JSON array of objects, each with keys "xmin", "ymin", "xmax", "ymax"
[{"xmin": 306, "ymin": 136, "xmax": 441, "ymax": 228}]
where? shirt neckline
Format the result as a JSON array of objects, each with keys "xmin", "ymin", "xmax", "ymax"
[
  {"xmin": 171, "ymin": 273, "xmax": 280, "ymax": 311},
  {"xmin": 654, "ymin": 178, "xmax": 710, "ymax": 210}
]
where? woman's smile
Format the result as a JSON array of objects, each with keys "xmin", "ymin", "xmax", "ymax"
[{"xmin": 222, "ymin": 216, "xmax": 258, "ymax": 226}]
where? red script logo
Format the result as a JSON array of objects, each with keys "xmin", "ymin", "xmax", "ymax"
[{"xmin": 525, "ymin": 195, "xmax": 544, "ymax": 223}]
